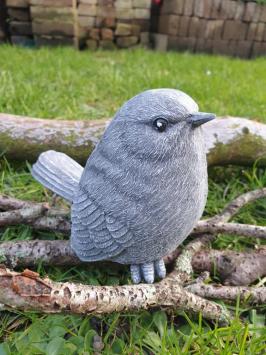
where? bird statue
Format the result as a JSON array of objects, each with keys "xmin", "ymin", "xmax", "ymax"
[{"xmin": 31, "ymin": 89, "xmax": 215, "ymax": 284}]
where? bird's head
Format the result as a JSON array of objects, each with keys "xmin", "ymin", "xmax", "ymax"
[{"xmin": 106, "ymin": 89, "xmax": 215, "ymax": 160}]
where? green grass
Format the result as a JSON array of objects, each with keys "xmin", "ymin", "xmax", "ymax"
[
  {"xmin": 0, "ymin": 45, "xmax": 266, "ymax": 354},
  {"xmin": 0, "ymin": 45, "xmax": 265, "ymax": 121}
]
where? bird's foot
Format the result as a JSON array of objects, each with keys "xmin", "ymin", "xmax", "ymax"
[{"xmin": 130, "ymin": 259, "xmax": 166, "ymax": 284}]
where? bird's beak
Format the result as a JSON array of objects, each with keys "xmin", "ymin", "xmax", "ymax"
[{"xmin": 189, "ymin": 112, "xmax": 216, "ymax": 128}]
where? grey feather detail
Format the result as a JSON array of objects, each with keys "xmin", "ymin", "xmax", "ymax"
[
  {"xmin": 31, "ymin": 150, "xmax": 83, "ymax": 202},
  {"xmin": 71, "ymin": 189, "xmax": 135, "ymax": 262}
]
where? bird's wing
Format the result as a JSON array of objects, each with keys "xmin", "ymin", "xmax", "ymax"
[{"xmin": 70, "ymin": 188, "xmax": 134, "ymax": 261}]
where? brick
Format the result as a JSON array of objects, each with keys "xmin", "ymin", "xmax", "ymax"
[
  {"xmin": 183, "ymin": 0, "xmax": 194, "ymax": 16},
  {"xmin": 236, "ymin": 40, "xmax": 252, "ymax": 58},
  {"xmin": 89, "ymin": 28, "xmax": 100, "ymax": 40},
  {"xmin": 220, "ymin": 1, "xmax": 237, "ymax": 20},
  {"xmin": 30, "ymin": 0, "xmax": 72, "ymax": 6},
  {"xmin": 195, "ymin": 38, "xmax": 214, "ymax": 53},
  {"xmin": 212, "ymin": 39, "xmax": 237, "ymax": 56},
  {"xmin": 99, "ymin": 39, "xmax": 116, "ymax": 49},
  {"xmin": 32, "ymin": 20, "xmax": 74, "ymax": 36},
  {"xmin": 205, "ymin": 19, "xmax": 224, "ymax": 39},
  {"xmin": 115, "ymin": 22, "xmax": 140, "ymax": 36},
  {"xmin": 132, "ymin": 19, "xmax": 149, "ymax": 31},
  {"xmin": 243, "ymin": 2, "xmax": 256, "ymax": 22},
  {"xmin": 133, "ymin": 8, "xmax": 150, "ymax": 19},
  {"xmin": 98, "ymin": 0, "xmax": 114, "ymax": 5},
  {"xmin": 31, "ymin": 6, "xmax": 73, "ymax": 22},
  {"xmin": 8, "ymin": 8, "xmax": 30, "ymax": 21},
  {"xmin": 115, "ymin": 0, "xmax": 132, "ymax": 9},
  {"xmin": 158, "ymin": 15, "xmax": 180, "ymax": 35},
  {"xmin": 253, "ymin": 4, "xmax": 261, "ymax": 22},
  {"xmin": 189, "ymin": 17, "xmax": 207, "ymax": 38},
  {"xmin": 86, "ymin": 39, "xmax": 98, "ymax": 49},
  {"xmin": 140, "ymin": 31, "xmax": 149, "ymax": 45},
  {"xmin": 223, "ymin": 20, "xmax": 247, "ymax": 40},
  {"xmin": 11, "ymin": 35, "xmax": 34, "ymax": 46},
  {"xmin": 255, "ymin": 22, "xmax": 265, "ymax": 42},
  {"xmin": 116, "ymin": 35, "xmax": 138, "ymax": 47},
  {"xmin": 234, "ymin": 1, "xmax": 245, "ymax": 20},
  {"xmin": 9, "ymin": 21, "xmax": 32, "ymax": 36},
  {"xmin": 260, "ymin": 6, "xmax": 266, "ymax": 22},
  {"xmin": 6, "ymin": 0, "xmax": 28, "ymax": 7},
  {"xmin": 132, "ymin": 0, "xmax": 151, "ymax": 9},
  {"xmin": 115, "ymin": 8, "xmax": 132, "ymax": 19},
  {"xmin": 247, "ymin": 23, "xmax": 257, "ymax": 41},
  {"xmin": 194, "ymin": 0, "xmax": 212, "ymax": 19},
  {"xmin": 211, "ymin": 0, "xmax": 222, "ymax": 19},
  {"xmin": 177, "ymin": 16, "xmax": 190, "ymax": 37},
  {"xmin": 80, "ymin": 0, "xmax": 97, "ymax": 4},
  {"xmin": 34, "ymin": 35, "xmax": 74, "ymax": 46},
  {"xmin": 0, "ymin": 28, "xmax": 5, "ymax": 39},
  {"xmin": 78, "ymin": 16, "xmax": 95, "ymax": 28},
  {"xmin": 101, "ymin": 27, "xmax": 113, "ymax": 40},
  {"xmin": 198, "ymin": 19, "xmax": 207, "ymax": 38},
  {"xmin": 212, "ymin": 39, "xmax": 229, "ymax": 54},
  {"xmin": 152, "ymin": 33, "xmax": 168, "ymax": 51},
  {"xmin": 161, "ymin": 0, "xmax": 184, "ymax": 15},
  {"xmin": 95, "ymin": 17, "xmax": 116, "ymax": 28},
  {"xmin": 78, "ymin": 4, "xmax": 97, "ymax": 16},
  {"xmin": 168, "ymin": 36, "xmax": 196, "ymax": 52},
  {"xmin": 252, "ymin": 42, "xmax": 266, "ymax": 57},
  {"xmin": 188, "ymin": 17, "xmax": 199, "ymax": 37}
]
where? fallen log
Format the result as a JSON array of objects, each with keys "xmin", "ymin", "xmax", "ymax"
[{"xmin": 1, "ymin": 113, "xmax": 266, "ymax": 166}]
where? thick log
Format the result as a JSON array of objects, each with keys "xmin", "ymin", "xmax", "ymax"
[{"xmin": 1, "ymin": 113, "xmax": 266, "ymax": 166}]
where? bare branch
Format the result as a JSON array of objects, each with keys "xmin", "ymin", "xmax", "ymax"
[
  {"xmin": 210, "ymin": 188, "xmax": 266, "ymax": 223},
  {"xmin": 2, "ymin": 239, "xmax": 265, "ymax": 287},
  {"xmin": 194, "ymin": 221, "xmax": 266, "ymax": 239},
  {"xmin": 186, "ymin": 282, "xmax": 266, "ymax": 304},
  {"xmin": 192, "ymin": 248, "xmax": 266, "ymax": 286},
  {"xmin": 0, "ymin": 266, "xmax": 230, "ymax": 323}
]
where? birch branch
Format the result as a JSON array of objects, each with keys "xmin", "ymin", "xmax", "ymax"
[
  {"xmin": 0, "ymin": 265, "xmax": 230, "ymax": 324},
  {"xmin": 1, "ymin": 113, "xmax": 266, "ymax": 166},
  {"xmin": 194, "ymin": 221, "xmax": 266, "ymax": 239},
  {"xmin": 186, "ymin": 282, "xmax": 266, "ymax": 304}
]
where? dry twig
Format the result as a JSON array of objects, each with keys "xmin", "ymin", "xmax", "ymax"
[{"xmin": 0, "ymin": 187, "xmax": 266, "ymax": 320}]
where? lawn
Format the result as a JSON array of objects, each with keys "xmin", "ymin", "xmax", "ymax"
[{"xmin": 0, "ymin": 45, "xmax": 266, "ymax": 354}]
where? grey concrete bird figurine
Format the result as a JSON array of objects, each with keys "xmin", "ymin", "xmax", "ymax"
[{"xmin": 32, "ymin": 89, "xmax": 215, "ymax": 284}]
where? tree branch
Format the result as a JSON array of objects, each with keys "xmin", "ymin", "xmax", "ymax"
[
  {"xmin": 0, "ymin": 265, "xmax": 230, "ymax": 324},
  {"xmin": 186, "ymin": 282, "xmax": 266, "ymax": 304},
  {"xmin": 210, "ymin": 188, "xmax": 266, "ymax": 223},
  {"xmin": 1, "ymin": 240, "xmax": 265, "ymax": 287}
]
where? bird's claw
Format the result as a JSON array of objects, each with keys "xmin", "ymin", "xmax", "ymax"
[{"xmin": 130, "ymin": 259, "xmax": 166, "ymax": 284}]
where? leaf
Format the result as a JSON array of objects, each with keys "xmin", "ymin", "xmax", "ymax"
[
  {"xmin": 0, "ymin": 343, "xmax": 11, "ymax": 355},
  {"xmin": 46, "ymin": 337, "xmax": 65, "ymax": 355},
  {"xmin": 152, "ymin": 311, "xmax": 167, "ymax": 338},
  {"xmin": 84, "ymin": 329, "xmax": 98, "ymax": 351}
]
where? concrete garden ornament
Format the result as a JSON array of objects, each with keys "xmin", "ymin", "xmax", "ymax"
[{"xmin": 32, "ymin": 89, "xmax": 215, "ymax": 284}]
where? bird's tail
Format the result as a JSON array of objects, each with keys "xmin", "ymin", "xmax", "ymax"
[{"xmin": 31, "ymin": 150, "xmax": 84, "ymax": 202}]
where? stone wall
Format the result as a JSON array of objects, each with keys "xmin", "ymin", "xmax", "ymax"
[
  {"xmin": 0, "ymin": 0, "xmax": 8, "ymax": 43},
  {"xmin": 2, "ymin": 0, "xmax": 266, "ymax": 57},
  {"xmin": 77, "ymin": 0, "xmax": 151, "ymax": 49},
  {"xmin": 4, "ymin": 0, "xmax": 152, "ymax": 48},
  {"xmin": 6, "ymin": 0, "xmax": 33, "ymax": 46},
  {"xmin": 154, "ymin": 0, "xmax": 266, "ymax": 57}
]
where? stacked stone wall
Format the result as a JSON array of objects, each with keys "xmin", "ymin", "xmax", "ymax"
[
  {"xmin": 154, "ymin": 0, "xmax": 266, "ymax": 57},
  {"xmin": 1, "ymin": 0, "xmax": 266, "ymax": 57}
]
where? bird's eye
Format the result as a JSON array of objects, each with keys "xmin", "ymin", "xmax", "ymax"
[{"xmin": 153, "ymin": 118, "xmax": 168, "ymax": 132}]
